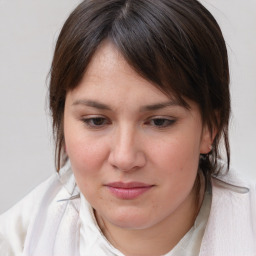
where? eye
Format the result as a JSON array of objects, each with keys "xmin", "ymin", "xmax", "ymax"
[
  {"xmin": 82, "ymin": 117, "xmax": 110, "ymax": 128},
  {"xmin": 146, "ymin": 118, "xmax": 175, "ymax": 128}
]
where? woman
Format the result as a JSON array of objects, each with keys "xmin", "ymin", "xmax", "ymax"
[{"xmin": 1, "ymin": 0, "xmax": 255, "ymax": 255}]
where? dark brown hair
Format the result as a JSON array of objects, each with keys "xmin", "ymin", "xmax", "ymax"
[{"xmin": 49, "ymin": 0, "xmax": 230, "ymax": 176}]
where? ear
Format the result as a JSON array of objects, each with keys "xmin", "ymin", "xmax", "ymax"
[{"xmin": 200, "ymin": 124, "xmax": 217, "ymax": 154}]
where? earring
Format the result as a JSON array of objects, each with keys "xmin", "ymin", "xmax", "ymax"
[{"xmin": 208, "ymin": 145, "xmax": 213, "ymax": 151}]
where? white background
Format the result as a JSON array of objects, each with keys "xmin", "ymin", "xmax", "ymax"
[{"xmin": 0, "ymin": 0, "xmax": 255, "ymax": 214}]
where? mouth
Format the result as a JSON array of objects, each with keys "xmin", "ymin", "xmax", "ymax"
[{"xmin": 105, "ymin": 182, "xmax": 154, "ymax": 200}]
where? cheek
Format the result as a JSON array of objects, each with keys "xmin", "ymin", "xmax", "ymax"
[
  {"xmin": 149, "ymin": 136, "xmax": 201, "ymax": 201},
  {"xmin": 64, "ymin": 121, "xmax": 108, "ymax": 176},
  {"xmin": 67, "ymin": 138, "xmax": 106, "ymax": 168},
  {"xmin": 65, "ymin": 135, "xmax": 108, "ymax": 201},
  {"xmin": 151, "ymin": 138, "xmax": 200, "ymax": 204},
  {"xmin": 151, "ymin": 134, "xmax": 201, "ymax": 173}
]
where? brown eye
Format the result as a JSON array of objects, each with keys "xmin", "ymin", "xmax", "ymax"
[
  {"xmin": 147, "ymin": 118, "xmax": 175, "ymax": 128},
  {"xmin": 82, "ymin": 117, "xmax": 109, "ymax": 127}
]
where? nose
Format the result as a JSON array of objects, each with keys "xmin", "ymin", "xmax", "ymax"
[{"xmin": 108, "ymin": 125, "xmax": 146, "ymax": 172}]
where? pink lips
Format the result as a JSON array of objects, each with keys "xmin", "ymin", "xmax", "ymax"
[{"xmin": 105, "ymin": 182, "xmax": 154, "ymax": 200}]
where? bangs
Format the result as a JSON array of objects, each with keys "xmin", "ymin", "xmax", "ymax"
[{"xmin": 108, "ymin": 0, "xmax": 224, "ymax": 111}]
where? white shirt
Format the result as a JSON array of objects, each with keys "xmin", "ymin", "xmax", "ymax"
[{"xmin": 0, "ymin": 163, "xmax": 256, "ymax": 256}]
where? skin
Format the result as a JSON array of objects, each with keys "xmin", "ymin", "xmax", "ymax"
[{"xmin": 64, "ymin": 41, "xmax": 213, "ymax": 255}]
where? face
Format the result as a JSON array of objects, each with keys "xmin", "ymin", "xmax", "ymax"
[{"xmin": 64, "ymin": 42, "xmax": 212, "ymax": 231}]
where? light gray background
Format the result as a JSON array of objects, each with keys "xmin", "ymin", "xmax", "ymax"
[{"xmin": 0, "ymin": 0, "xmax": 255, "ymax": 214}]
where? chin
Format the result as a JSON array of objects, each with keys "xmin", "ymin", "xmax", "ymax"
[{"xmin": 102, "ymin": 208, "xmax": 155, "ymax": 230}]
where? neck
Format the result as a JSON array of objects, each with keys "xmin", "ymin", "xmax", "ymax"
[{"xmin": 96, "ymin": 174, "xmax": 205, "ymax": 256}]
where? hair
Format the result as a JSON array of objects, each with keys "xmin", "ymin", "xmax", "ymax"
[{"xmin": 49, "ymin": 0, "xmax": 230, "ymax": 177}]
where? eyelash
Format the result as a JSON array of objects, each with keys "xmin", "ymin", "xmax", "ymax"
[
  {"xmin": 81, "ymin": 116, "xmax": 176, "ymax": 129},
  {"xmin": 145, "ymin": 118, "xmax": 176, "ymax": 128},
  {"xmin": 82, "ymin": 117, "xmax": 110, "ymax": 128}
]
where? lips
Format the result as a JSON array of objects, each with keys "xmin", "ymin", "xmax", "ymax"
[{"xmin": 105, "ymin": 182, "xmax": 154, "ymax": 200}]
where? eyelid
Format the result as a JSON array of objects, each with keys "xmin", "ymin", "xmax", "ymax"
[
  {"xmin": 81, "ymin": 115, "xmax": 111, "ymax": 128},
  {"xmin": 146, "ymin": 115, "xmax": 176, "ymax": 121},
  {"xmin": 145, "ymin": 116, "xmax": 177, "ymax": 128}
]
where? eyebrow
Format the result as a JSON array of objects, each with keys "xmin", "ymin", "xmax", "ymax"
[
  {"xmin": 72, "ymin": 99, "xmax": 111, "ymax": 110},
  {"xmin": 140, "ymin": 100, "xmax": 184, "ymax": 111},
  {"xmin": 72, "ymin": 99, "xmax": 184, "ymax": 111}
]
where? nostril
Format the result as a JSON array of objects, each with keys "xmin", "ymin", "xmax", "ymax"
[{"xmin": 108, "ymin": 149, "xmax": 146, "ymax": 172}]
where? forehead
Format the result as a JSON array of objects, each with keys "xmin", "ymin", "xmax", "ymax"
[
  {"xmin": 67, "ymin": 42, "xmax": 172, "ymax": 104},
  {"xmin": 85, "ymin": 41, "xmax": 144, "ymax": 85},
  {"xmin": 65, "ymin": 41, "xmax": 201, "ymax": 115}
]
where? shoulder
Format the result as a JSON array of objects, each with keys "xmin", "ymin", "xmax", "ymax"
[
  {"xmin": 0, "ymin": 174, "xmax": 58, "ymax": 254},
  {"xmin": 211, "ymin": 165, "xmax": 256, "ymax": 211},
  {"xmin": 0, "ymin": 173, "xmax": 60, "ymax": 223},
  {"xmin": 0, "ymin": 163, "xmax": 76, "ymax": 255},
  {"xmin": 199, "ymin": 167, "xmax": 256, "ymax": 255},
  {"xmin": 212, "ymin": 166, "xmax": 256, "ymax": 197}
]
